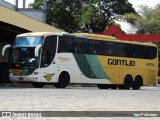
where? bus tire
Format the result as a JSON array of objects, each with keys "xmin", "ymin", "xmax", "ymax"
[
  {"xmin": 32, "ymin": 82, "xmax": 45, "ymax": 88},
  {"xmin": 123, "ymin": 75, "xmax": 133, "ymax": 90},
  {"xmin": 132, "ymin": 76, "xmax": 143, "ymax": 90},
  {"xmin": 97, "ymin": 84, "xmax": 109, "ymax": 89},
  {"xmin": 54, "ymin": 72, "xmax": 70, "ymax": 88}
]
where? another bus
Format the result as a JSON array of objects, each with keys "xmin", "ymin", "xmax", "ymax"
[{"xmin": 1, "ymin": 32, "xmax": 158, "ymax": 90}]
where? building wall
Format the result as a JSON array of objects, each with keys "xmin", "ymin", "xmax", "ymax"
[
  {"xmin": 0, "ymin": 5, "xmax": 62, "ymax": 32},
  {"xmin": 0, "ymin": 0, "xmax": 15, "ymax": 10},
  {"xmin": 18, "ymin": 9, "xmax": 44, "ymax": 22},
  {"xmin": 0, "ymin": 0, "xmax": 44, "ymax": 22}
]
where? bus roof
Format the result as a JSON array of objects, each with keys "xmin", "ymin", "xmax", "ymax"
[
  {"xmin": 73, "ymin": 33, "xmax": 118, "ymax": 40},
  {"xmin": 72, "ymin": 33, "xmax": 157, "ymax": 47},
  {"xmin": 16, "ymin": 32, "xmax": 157, "ymax": 47},
  {"xmin": 16, "ymin": 32, "xmax": 69, "ymax": 37}
]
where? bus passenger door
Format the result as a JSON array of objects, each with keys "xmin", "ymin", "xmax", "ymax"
[
  {"xmin": 40, "ymin": 64, "xmax": 57, "ymax": 82},
  {"xmin": 39, "ymin": 36, "xmax": 57, "ymax": 83}
]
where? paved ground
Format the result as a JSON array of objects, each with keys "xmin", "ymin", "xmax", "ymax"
[{"xmin": 0, "ymin": 85, "xmax": 160, "ymax": 120}]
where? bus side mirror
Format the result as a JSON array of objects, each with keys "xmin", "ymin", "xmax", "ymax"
[
  {"xmin": 1, "ymin": 44, "xmax": 11, "ymax": 56},
  {"xmin": 35, "ymin": 45, "xmax": 42, "ymax": 57}
]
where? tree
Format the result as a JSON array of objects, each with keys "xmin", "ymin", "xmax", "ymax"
[
  {"xmin": 29, "ymin": 0, "xmax": 43, "ymax": 9},
  {"xmin": 122, "ymin": 13, "xmax": 139, "ymax": 24},
  {"xmin": 29, "ymin": 0, "xmax": 136, "ymax": 33},
  {"xmin": 123, "ymin": 4, "xmax": 160, "ymax": 34}
]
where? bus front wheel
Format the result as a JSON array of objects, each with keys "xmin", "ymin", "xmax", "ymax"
[
  {"xmin": 54, "ymin": 72, "xmax": 70, "ymax": 88},
  {"xmin": 32, "ymin": 82, "xmax": 45, "ymax": 88}
]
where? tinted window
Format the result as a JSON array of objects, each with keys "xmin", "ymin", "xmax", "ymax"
[
  {"xmin": 148, "ymin": 46, "xmax": 157, "ymax": 59},
  {"xmin": 81, "ymin": 40, "xmax": 89, "ymax": 54},
  {"xmin": 124, "ymin": 44, "xmax": 132, "ymax": 57},
  {"xmin": 88, "ymin": 40, "xmax": 101, "ymax": 54},
  {"xmin": 94, "ymin": 41, "xmax": 101, "ymax": 54},
  {"xmin": 102, "ymin": 42, "xmax": 111, "ymax": 56},
  {"xmin": 58, "ymin": 36, "xmax": 73, "ymax": 53},
  {"xmin": 58, "ymin": 36, "xmax": 157, "ymax": 59},
  {"xmin": 74, "ymin": 39, "xmax": 83, "ymax": 53},
  {"xmin": 116, "ymin": 43, "xmax": 125, "ymax": 57},
  {"xmin": 134, "ymin": 45, "xmax": 142, "ymax": 58},
  {"xmin": 142, "ymin": 46, "xmax": 149, "ymax": 59},
  {"xmin": 102, "ymin": 42, "xmax": 117, "ymax": 56},
  {"xmin": 122, "ymin": 43, "xmax": 157, "ymax": 59},
  {"xmin": 58, "ymin": 36, "xmax": 90, "ymax": 54},
  {"xmin": 41, "ymin": 36, "xmax": 57, "ymax": 67}
]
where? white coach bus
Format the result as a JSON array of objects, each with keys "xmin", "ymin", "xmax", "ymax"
[{"xmin": 1, "ymin": 32, "xmax": 158, "ymax": 89}]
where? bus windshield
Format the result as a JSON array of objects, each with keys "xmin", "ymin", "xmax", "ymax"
[
  {"xmin": 14, "ymin": 36, "xmax": 43, "ymax": 47},
  {"xmin": 10, "ymin": 47, "xmax": 39, "ymax": 69}
]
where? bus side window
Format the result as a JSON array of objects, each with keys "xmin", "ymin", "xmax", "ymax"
[
  {"xmin": 134, "ymin": 45, "xmax": 142, "ymax": 58},
  {"xmin": 108, "ymin": 42, "xmax": 116, "ymax": 56},
  {"xmin": 102, "ymin": 42, "xmax": 110, "ymax": 55},
  {"xmin": 101, "ymin": 43, "xmax": 106, "ymax": 55},
  {"xmin": 149, "ymin": 47, "xmax": 157, "ymax": 59},
  {"xmin": 131, "ymin": 46, "xmax": 136, "ymax": 58},
  {"xmin": 94, "ymin": 41, "xmax": 101, "ymax": 54},
  {"xmin": 102, "ymin": 42, "xmax": 111, "ymax": 56},
  {"xmin": 63, "ymin": 41, "xmax": 73, "ymax": 52},
  {"xmin": 88, "ymin": 41, "xmax": 94, "ymax": 54},
  {"xmin": 88, "ymin": 40, "xmax": 102, "ymax": 55},
  {"xmin": 58, "ymin": 37, "xmax": 73, "ymax": 53},
  {"xmin": 117, "ymin": 43, "xmax": 125, "ymax": 57},
  {"xmin": 58, "ymin": 37, "xmax": 64, "ymax": 52},
  {"xmin": 82, "ymin": 40, "xmax": 89, "ymax": 54},
  {"xmin": 142, "ymin": 46, "xmax": 149, "ymax": 59},
  {"xmin": 74, "ymin": 39, "xmax": 83, "ymax": 53},
  {"xmin": 125, "ymin": 44, "xmax": 132, "ymax": 57}
]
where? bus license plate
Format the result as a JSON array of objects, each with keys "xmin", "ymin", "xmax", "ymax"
[{"xmin": 19, "ymin": 77, "xmax": 23, "ymax": 80}]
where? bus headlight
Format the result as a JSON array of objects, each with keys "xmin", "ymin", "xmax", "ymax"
[
  {"xmin": 32, "ymin": 72, "xmax": 39, "ymax": 75},
  {"xmin": 10, "ymin": 73, "xmax": 13, "ymax": 75},
  {"xmin": 33, "ymin": 77, "xmax": 38, "ymax": 80}
]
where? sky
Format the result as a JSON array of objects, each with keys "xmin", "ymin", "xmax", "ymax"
[
  {"xmin": 4, "ymin": 0, "xmax": 34, "ymax": 8},
  {"xmin": 4, "ymin": 0, "xmax": 160, "ymax": 9},
  {"xmin": 128, "ymin": 0, "xmax": 160, "ymax": 10}
]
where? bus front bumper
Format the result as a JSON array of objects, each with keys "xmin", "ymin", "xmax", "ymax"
[{"xmin": 9, "ymin": 74, "xmax": 39, "ymax": 83}]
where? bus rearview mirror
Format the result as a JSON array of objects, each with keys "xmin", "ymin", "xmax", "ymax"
[
  {"xmin": 35, "ymin": 45, "xmax": 42, "ymax": 57},
  {"xmin": 1, "ymin": 44, "xmax": 11, "ymax": 56}
]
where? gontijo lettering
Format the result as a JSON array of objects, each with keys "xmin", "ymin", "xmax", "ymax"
[{"xmin": 108, "ymin": 59, "xmax": 135, "ymax": 66}]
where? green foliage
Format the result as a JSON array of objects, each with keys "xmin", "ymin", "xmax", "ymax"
[
  {"xmin": 123, "ymin": 4, "xmax": 160, "ymax": 34},
  {"xmin": 30, "ymin": 0, "xmax": 136, "ymax": 33},
  {"xmin": 123, "ymin": 13, "xmax": 139, "ymax": 24},
  {"xmin": 28, "ymin": 0, "xmax": 43, "ymax": 9}
]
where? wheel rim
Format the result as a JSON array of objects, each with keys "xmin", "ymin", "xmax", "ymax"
[
  {"xmin": 59, "ymin": 76, "xmax": 67, "ymax": 86},
  {"xmin": 57, "ymin": 74, "xmax": 70, "ymax": 88}
]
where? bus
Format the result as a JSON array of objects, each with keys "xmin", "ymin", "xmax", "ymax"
[{"xmin": 1, "ymin": 32, "xmax": 158, "ymax": 90}]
